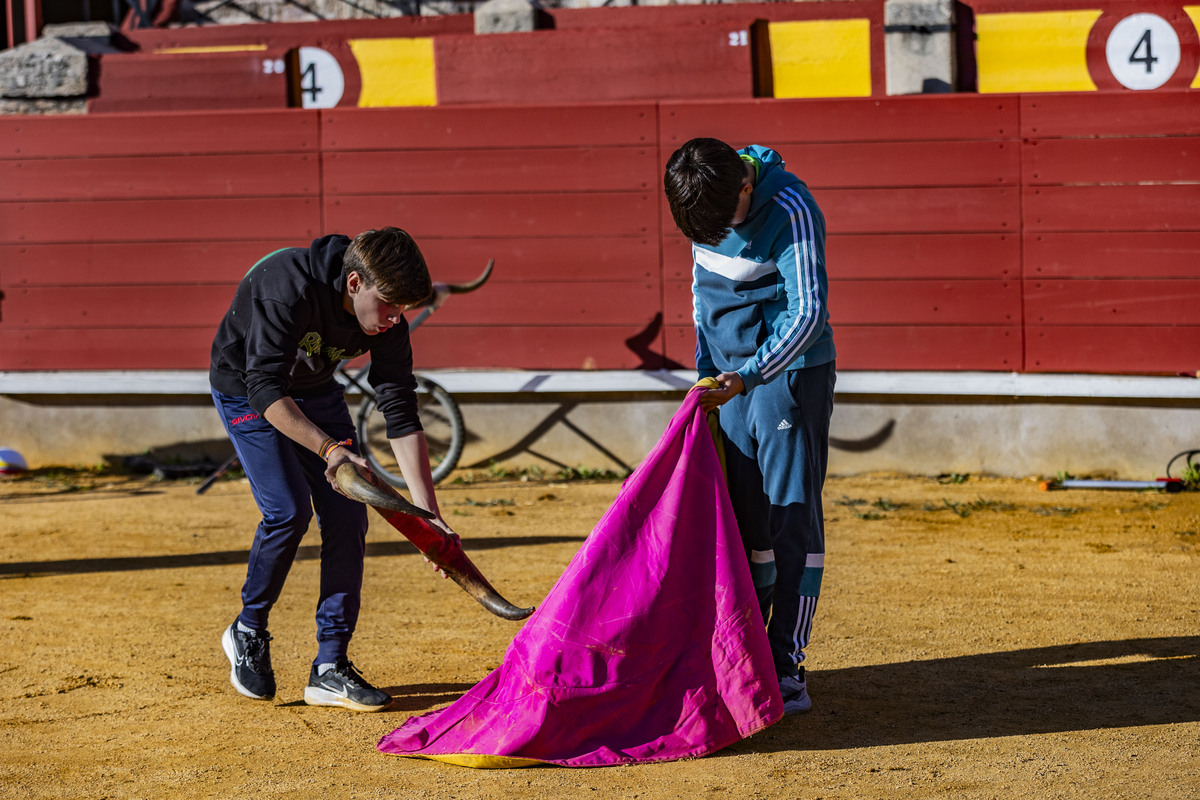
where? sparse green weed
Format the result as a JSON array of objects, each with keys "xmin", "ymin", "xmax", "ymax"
[{"xmin": 1033, "ymin": 506, "xmax": 1087, "ymax": 517}]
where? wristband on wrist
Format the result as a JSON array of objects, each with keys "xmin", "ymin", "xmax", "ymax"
[{"xmin": 318, "ymin": 437, "xmax": 353, "ymax": 462}]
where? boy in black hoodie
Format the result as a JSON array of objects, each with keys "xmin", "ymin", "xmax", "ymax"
[{"xmin": 210, "ymin": 226, "xmax": 448, "ymax": 712}]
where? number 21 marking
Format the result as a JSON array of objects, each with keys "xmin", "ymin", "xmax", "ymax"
[{"xmin": 729, "ymin": 31, "xmax": 748, "ymax": 47}]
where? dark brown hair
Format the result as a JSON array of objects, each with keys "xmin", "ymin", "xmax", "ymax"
[
  {"xmin": 343, "ymin": 227, "xmax": 433, "ymax": 306},
  {"xmin": 663, "ymin": 138, "xmax": 746, "ymax": 247}
]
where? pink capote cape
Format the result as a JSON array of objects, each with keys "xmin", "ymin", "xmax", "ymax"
[{"xmin": 377, "ymin": 388, "xmax": 783, "ymax": 768}]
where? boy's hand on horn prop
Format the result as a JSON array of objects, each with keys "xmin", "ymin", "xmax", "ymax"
[{"xmin": 323, "ymin": 443, "xmax": 369, "ymax": 497}]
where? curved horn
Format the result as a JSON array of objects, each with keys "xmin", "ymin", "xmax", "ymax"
[
  {"xmin": 447, "ymin": 258, "xmax": 493, "ymax": 294},
  {"xmin": 336, "ymin": 463, "xmax": 534, "ymax": 621},
  {"xmin": 335, "ymin": 463, "xmax": 435, "ymax": 519},
  {"xmin": 440, "ymin": 552, "xmax": 536, "ymax": 621}
]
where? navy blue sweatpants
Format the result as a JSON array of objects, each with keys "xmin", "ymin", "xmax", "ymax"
[
  {"xmin": 718, "ymin": 361, "xmax": 835, "ymax": 680},
  {"xmin": 212, "ymin": 387, "xmax": 367, "ymax": 666}
]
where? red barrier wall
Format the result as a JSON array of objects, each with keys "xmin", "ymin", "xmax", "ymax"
[
  {"xmin": 92, "ymin": 2, "xmax": 887, "ymax": 112},
  {"xmin": 0, "ymin": 110, "xmax": 320, "ymax": 370},
  {"xmin": 659, "ymin": 95, "xmax": 1024, "ymax": 371},
  {"xmin": 1, "ymin": 92, "xmax": 1198, "ymax": 375},
  {"xmin": 1019, "ymin": 92, "xmax": 1200, "ymax": 374}
]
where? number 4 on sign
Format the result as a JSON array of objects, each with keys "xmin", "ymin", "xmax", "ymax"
[
  {"xmin": 1104, "ymin": 13, "xmax": 1181, "ymax": 90},
  {"xmin": 1130, "ymin": 29, "xmax": 1157, "ymax": 74},
  {"xmin": 292, "ymin": 47, "xmax": 346, "ymax": 109}
]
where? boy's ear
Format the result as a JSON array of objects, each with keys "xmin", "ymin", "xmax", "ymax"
[{"xmin": 346, "ymin": 271, "xmax": 362, "ymax": 293}]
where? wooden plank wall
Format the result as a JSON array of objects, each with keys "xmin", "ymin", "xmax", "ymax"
[
  {"xmin": 1021, "ymin": 92, "xmax": 1200, "ymax": 374},
  {"xmin": 659, "ymin": 96, "xmax": 1024, "ymax": 371},
  {"xmin": 1, "ymin": 92, "xmax": 1198, "ymax": 375},
  {"xmin": 94, "ymin": 2, "xmax": 885, "ymax": 112},
  {"xmin": 0, "ymin": 110, "xmax": 322, "ymax": 369},
  {"xmin": 321, "ymin": 103, "xmax": 662, "ymax": 370}
]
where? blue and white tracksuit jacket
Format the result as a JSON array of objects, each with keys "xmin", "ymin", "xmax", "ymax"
[{"xmin": 691, "ymin": 145, "xmax": 837, "ymax": 680}]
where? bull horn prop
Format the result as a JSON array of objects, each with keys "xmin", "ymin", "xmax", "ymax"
[
  {"xmin": 447, "ymin": 258, "xmax": 493, "ymax": 294},
  {"xmin": 336, "ymin": 463, "xmax": 535, "ymax": 621}
]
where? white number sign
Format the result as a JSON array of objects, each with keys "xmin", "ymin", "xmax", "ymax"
[
  {"xmin": 296, "ymin": 47, "xmax": 345, "ymax": 109},
  {"xmin": 728, "ymin": 30, "xmax": 749, "ymax": 47},
  {"xmin": 1105, "ymin": 13, "xmax": 1181, "ymax": 90}
]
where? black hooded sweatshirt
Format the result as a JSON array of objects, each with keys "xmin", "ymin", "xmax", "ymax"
[{"xmin": 209, "ymin": 235, "xmax": 421, "ymax": 438}]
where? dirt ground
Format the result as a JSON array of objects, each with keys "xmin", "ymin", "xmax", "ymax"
[{"xmin": 2, "ymin": 465, "xmax": 1198, "ymax": 800}]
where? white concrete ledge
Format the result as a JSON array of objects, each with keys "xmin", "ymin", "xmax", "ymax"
[{"xmin": 2, "ymin": 370, "xmax": 1198, "ymax": 400}]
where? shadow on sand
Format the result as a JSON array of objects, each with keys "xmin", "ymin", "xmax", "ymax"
[
  {"xmin": 0, "ymin": 534, "xmax": 587, "ymax": 578},
  {"xmin": 732, "ymin": 636, "xmax": 1200, "ymax": 751}
]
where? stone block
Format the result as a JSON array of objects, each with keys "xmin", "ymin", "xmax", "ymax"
[
  {"xmin": 884, "ymin": 0, "xmax": 955, "ymax": 95},
  {"xmin": 475, "ymin": 0, "xmax": 536, "ymax": 35},
  {"xmin": 0, "ymin": 37, "xmax": 89, "ymax": 99},
  {"xmin": 190, "ymin": 0, "xmax": 417, "ymax": 24}
]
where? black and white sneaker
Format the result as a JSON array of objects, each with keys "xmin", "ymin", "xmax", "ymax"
[
  {"xmin": 221, "ymin": 622, "xmax": 276, "ymax": 700},
  {"xmin": 303, "ymin": 658, "xmax": 391, "ymax": 712}
]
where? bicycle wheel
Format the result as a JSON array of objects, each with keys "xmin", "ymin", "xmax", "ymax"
[{"xmin": 357, "ymin": 376, "xmax": 465, "ymax": 490}]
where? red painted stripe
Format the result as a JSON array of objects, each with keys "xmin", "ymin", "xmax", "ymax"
[
  {"xmin": 0, "ymin": 329, "xmax": 214, "ymax": 370},
  {"xmin": 1023, "ymin": 137, "xmax": 1200, "ymax": 186},
  {"xmin": 411, "ymin": 326, "xmax": 678, "ymax": 370},
  {"xmin": 1022, "ymin": 91, "xmax": 1200, "ymax": 139},
  {"xmin": 321, "ymin": 104, "xmax": 657, "ymax": 151},
  {"xmin": 788, "ymin": 140, "xmax": 1019, "ymax": 189},
  {"xmin": 1025, "ymin": 279, "xmax": 1200, "ymax": 325},
  {"xmin": 832, "ymin": 280, "xmax": 1021, "ymax": 325},
  {"xmin": 1025, "ymin": 185, "xmax": 1200, "ymax": 232},
  {"xmin": 435, "ymin": 27, "xmax": 753, "ymax": 105},
  {"xmin": 324, "ymin": 147, "xmax": 657, "ymax": 195},
  {"xmin": 325, "ymin": 193, "xmax": 657, "ymax": 239},
  {"xmin": 661, "ymin": 95, "xmax": 1020, "ymax": 146},
  {"xmin": 665, "ymin": 279, "xmax": 1021, "ymax": 327},
  {"xmin": 4, "ymin": 285, "xmax": 235, "ymax": 328},
  {"xmin": 0, "ymin": 110, "xmax": 318, "ymax": 158},
  {"xmin": 0, "ymin": 154, "xmax": 319, "ymax": 202},
  {"xmin": 1026, "ymin": 326, "xmax": 1200, "ymax": 375},
  {"xmin": 1024, "ymin": 232, "xmax": 1200, "ymax": 278},
  {"xmin": 778, "ymin": 187, "xmax": 1019, "ymax": 234},
  {"xmin": 0, "ymin": 241, "xmax": 296, "ymax": 287},
  {"xmin": 0, "ymin": 197, "xmax": 321, "ymax": 244},
  {"xmin": 410, "ymin": 280, "xmax": 661, "ymax": 327},
  {"xmin": 417, "ymin": 237, "xmax": 660, "ymax": 285},
  {"xmin": 665, "ymin": 324, "xmax": 1023, "ymax": 371},
  {"xmin": 88, "ymin": 52, "xmax": 290, "ymax": 114},
  {"xmin": 829, "ymin": 234, "xmax": 1020, "ymax": 279}
]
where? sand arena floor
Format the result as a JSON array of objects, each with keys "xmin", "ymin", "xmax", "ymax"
[{"xmin": 2, "ymin": 467, "xmax": 1198, "ymax": 799}]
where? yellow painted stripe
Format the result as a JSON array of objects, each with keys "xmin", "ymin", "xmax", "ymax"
[
  {"xmin": 154, "ymin": 45, "xmax": 268, "ymax": 54},
  {"xmin": 413, "ymin": 754, "xmax": 546, "ymax": 769},
  {"xmin": 769, "ymin": 19, "xmax": 872, "ymax": 99},
  {"xmin": 349, "ymin": 37, "xmax": 436, "ymax": 107},
  {"xmin": 976, "ymin": 10, "xmax": 1102, "ymax": 93},
  {"xmin": 1186, "ymin": 6, "xmax": 1200, "ymax": 88}
]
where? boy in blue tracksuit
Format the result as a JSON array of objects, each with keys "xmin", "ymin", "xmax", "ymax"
[{"xmin": 664, "ymin": 138, "xmax": 836, "ymax": 715}]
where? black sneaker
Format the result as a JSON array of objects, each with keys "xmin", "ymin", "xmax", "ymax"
[
  {"xmin": 303, "ymin": 658, "xmax": 391, "ymax": 712},
  {"xmin": 221, "ymin": 622, "xmax": 275, "ymax": 700}
]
